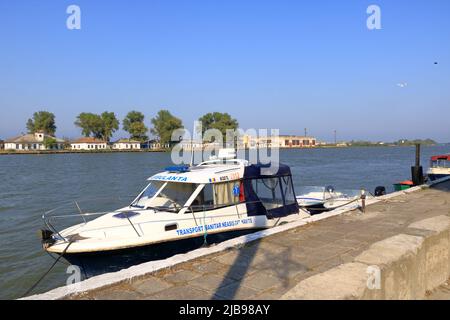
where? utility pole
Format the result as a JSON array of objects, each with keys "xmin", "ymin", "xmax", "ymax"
[
  {"xmin": 147, "ymin": 126, "xmax": 151, "ymax": 150},
  {"xmin": 304, "ymin": 128, "xmax": 307, "ymax": 137},
  {"xmin": 334, "ymin": 130, "xmax": 337, "ymax": 145}
]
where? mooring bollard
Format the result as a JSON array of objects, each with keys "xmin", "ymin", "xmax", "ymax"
[
  {"xmin": 360, "ymin": 189, "xmax": 366, "ymax": 214},
  {"xmin": 412, "ymin": 143, "xmax": 424, "ymax": 186}
]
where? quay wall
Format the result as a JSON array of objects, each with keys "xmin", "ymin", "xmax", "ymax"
[{"xmin": 281, "ymin": 215, "xmax": 450, "ymax": 300}]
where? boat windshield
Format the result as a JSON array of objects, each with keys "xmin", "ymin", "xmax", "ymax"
[
  {"xmin": 131, "ymin": 181, "xmax": 199, "ymax": 212},
  {"xmin": 296, "ymin": 186, "xmax": 326, "ymax": 196}
]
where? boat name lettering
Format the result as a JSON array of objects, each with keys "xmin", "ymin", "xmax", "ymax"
[
  {"xmin": 175, "ymin": 218, "xmax": 253, "ymax": 236},
  {"xmin": 152, "ymin": 175, "xmax": 188, "ymax": 182}
]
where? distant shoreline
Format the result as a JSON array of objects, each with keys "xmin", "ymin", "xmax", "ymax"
[
  {"xmin": 0, "ymin": 149, "xmax": 169, "ymax": 156},
  {"xmin": 0, "ymin": 144, "xmax": 446, "ymax": 156}
]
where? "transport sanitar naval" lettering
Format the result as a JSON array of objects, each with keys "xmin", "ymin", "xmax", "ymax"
[{"xmin": 176, "ymin": 218, "xmax": 253, "ymax": 236}]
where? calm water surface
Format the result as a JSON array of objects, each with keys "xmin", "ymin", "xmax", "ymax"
[{"xmin": 0, "ymin": 146, "xmax": 448, "ymax": 299}]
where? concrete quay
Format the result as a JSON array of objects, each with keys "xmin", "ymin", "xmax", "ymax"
[
  {"xmin": 427, "ymin": 279, "xmax": 450, "ymax": 300},
  {"xmin": 26, "ymin": 179, "xmax": 450, "ymax": 300}
]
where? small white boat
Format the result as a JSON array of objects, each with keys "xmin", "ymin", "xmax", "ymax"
[
  {"xmin": 427, "ymin": 154, "xmax": 450, "ymax": 181},
  {"xmin": 297, "ymin": 186, "xmax": 365, "ymax": 213},
  {"xmin": 41, "ymin": 153, "xmax": 309, "ymax": 276},
  {"xmin": 296, "ymin": 186, "xmax": 332, "ymax": 208},
  {"xmin": 323, "ymin": 189, "xmax": 364, "ymax": 210}
]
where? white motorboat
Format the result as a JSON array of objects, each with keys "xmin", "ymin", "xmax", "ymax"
[
  {"xmin": 296, "ymin": 186, "xmax": 334, "ymax": 208},
  {"xmin": 427, "ymin": 154, "xmax": 450, "ymax": 181},
  {"xmin": 296, "ymin": 186, "xmax": 365, "ymax": 213},
  {"xmin": 41, "ymin": 154, "xmax": 309, "ymax": 276}
]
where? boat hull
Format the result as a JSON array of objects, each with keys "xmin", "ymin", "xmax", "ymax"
[
  {"xmin": 428, "ymin": 174, "xmax": 450, "ymax": 181},
  {"xmin": 60, "ymin": 228, "xmax": 265, "ymax": 279}
]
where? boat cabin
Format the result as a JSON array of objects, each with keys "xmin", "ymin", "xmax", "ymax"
[
  {"xmin": 131, "ymin": 161, "xmax": 299, "ymax": 219},
  {"xmin": 430, "ymin": 155, "xmax": 450, "ymax": 168}
]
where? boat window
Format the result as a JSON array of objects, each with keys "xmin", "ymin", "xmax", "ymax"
[
  {"xmin": 214, "ymin": 182, "xmax": 240, "ymax": 207},
  {"xmin": 189, "ymin": 182, "xmax": 240, "ymax": 212},
  {"xmin": 134, "ymin": 182, "xmax": 198, "ymax": 212},
  {"xmin": 133, "ymin": 181, "xmax": 165, "ymax": 207},
  {"xmin": 157, "ymin": 183, "xmax": 198, "ymax": 211},
  {"xmin": 252, "ymin": 178, "xmax": 284, "ymax": 209},
  {"xmin": 432, "ymin": 159, "xmax": 450, "ymax": 168},
  {"xmin": 281, "ymin": 176, "xmax": 296, "ymax": 205},
  {"xmin": 190, "ymin": 184, "xmax": 215, "ymax": 211}
]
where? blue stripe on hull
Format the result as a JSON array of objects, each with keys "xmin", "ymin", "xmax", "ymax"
[{"xmin": 61, "ymin": 228, "xmax": 265, "ymax": 279}]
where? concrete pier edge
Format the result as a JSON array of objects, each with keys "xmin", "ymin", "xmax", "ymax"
[
  {"xmin": 281, "ymin": 215, "xmax": 450, "ymax": 300},
  {"xmin": 22, "ymin": 176, "xmax": 450, "ymax": 300}
]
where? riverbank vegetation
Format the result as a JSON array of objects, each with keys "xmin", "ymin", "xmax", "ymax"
[
  {"xmin": 346, "ymin": 139, "xmax": 437, "ymax": 147},
  {"xmin": 1, "ymin": 110, "xmax": 440, "ymax": 151}
]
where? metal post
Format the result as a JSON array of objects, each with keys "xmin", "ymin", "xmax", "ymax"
[
  {"xmin": 415, "ymin": 143, "xmax": 421, "ymax": 167},
  {"xmin": 360, "ymin": 189, "xmax": 366, "ymax": 214}
]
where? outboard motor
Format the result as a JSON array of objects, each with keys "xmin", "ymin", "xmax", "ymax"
[
  {"xmin": 326, "ymin": 185, "xmax": 335, "ymax": 193},
  {"xmin": 374, "ymin": 186, "xmax": 386, "ymax": 197}
]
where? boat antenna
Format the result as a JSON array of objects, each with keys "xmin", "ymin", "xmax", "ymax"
[{"xmin": 190, "ymin": 139, "xmax": 194, "ymax": 167}]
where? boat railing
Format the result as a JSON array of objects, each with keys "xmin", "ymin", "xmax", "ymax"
[
  {"xmin": 42, "ymin": 197, "xmax": 267, "ymax": 241},
  {"xmin": 42, "ymin": 196, "xmax": 138, "ymax": 239}
]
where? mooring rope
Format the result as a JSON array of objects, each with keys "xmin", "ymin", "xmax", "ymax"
[
  {"xmin": 202, "ymin": 209, "xmax": 208, "ymax": 247},
  {"xmin": 22, "ymin": 240, "xmax": 73, "ymax": 298}
]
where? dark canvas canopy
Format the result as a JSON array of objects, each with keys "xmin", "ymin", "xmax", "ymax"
[
  {"xmin": 243, "ymin": 163, "xmax": 299, "ymax": 219},
  {"xmin": 243, "ymin": 163, "xmax": 292, "ymax": 179}
]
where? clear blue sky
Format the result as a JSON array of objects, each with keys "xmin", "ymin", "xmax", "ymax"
[{"xmin": 1, "ymin": 0, "xmax": 449, "ymax": 142}]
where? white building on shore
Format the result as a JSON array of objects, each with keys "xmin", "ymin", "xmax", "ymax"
[
  {"xmin": 141, "ymin": 140, "xmax": 171, "ymax": 150},
  {"xmin": 243, "ymin": 135, "xmax": 317, "ymax": 149},
  {"xmin": 71, "ymin": 137, "xmax": 108, "ymax": 150},
  {"xmin": 112, "ymin": 139, "xmax": 141, "ymax": 150},
  {"xmin": 4, "ymin": 131, "xmax": 65, "ymax": 150}
]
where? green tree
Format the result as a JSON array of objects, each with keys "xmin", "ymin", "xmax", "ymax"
[
  {"xmin": 100, "ymin": 111, "xmax": 119, "ymax": 142},
  {"xmin": 74, "ymin": 112, "xmax": 119, "ymax": 140},
  {"xmin": 150, "ymin": 110, "xmax": 183, "ymax": 145},
  {"xmin": 198, "ymin": 112, "xmax": 239, "ymax": 141},
  {"xmin": 43, "ymin": 137, "xmax": 57, "ymax": 149},
  {"xmin": 74, "ymin": 113, "xmax": 104, "ymax": 138},
  {"xmin": 123, "ymin": 111, "xmax": 148, "ymax": 141},
  {"xmin": 26, "ymin": 111, "xmax": 57, "ymax": 135}
]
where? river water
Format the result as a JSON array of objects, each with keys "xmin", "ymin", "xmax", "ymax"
[{"xmin": 0, "ymin": 145, "xmax": 448, "ymax": 299}]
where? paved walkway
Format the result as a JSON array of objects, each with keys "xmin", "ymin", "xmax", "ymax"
[{"xmin": 72, "ymin": 181, "xmax": 450, "ymax": 300}]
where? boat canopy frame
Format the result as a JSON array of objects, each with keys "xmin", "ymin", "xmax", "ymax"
[{"xmin": 242, "ymin": 163, "xmax": 299, "ymax": 219}]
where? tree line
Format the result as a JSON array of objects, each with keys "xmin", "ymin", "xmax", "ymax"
[{"xmin": 25, "ymin": 110, "xmax": 239, "ymax": 145}]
